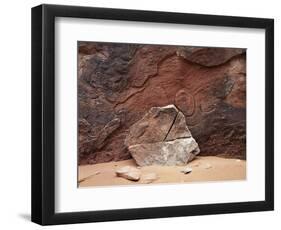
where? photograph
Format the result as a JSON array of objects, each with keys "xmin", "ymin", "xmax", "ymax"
[
  {"xmin": 77, "ymin": 42, "xmax": 247, "ymax": 187},
  {"xmin": 30, "ymin": 3, "xmax": 274, "ymax": 225}
]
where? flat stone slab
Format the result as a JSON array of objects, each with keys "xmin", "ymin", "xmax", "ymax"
[{"xmin": 115, "ymin": 166, "xmax": 141, "ymax": 181}]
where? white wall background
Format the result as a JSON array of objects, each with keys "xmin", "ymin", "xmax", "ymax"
[{"xmin": 0, "ymin": 0, "xmax": 279, "ymax": 229}]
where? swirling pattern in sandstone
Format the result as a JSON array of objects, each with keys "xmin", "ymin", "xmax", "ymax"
[{"xmin": 78, "ymin": 42, "xmax": 246, "ymax": 164}]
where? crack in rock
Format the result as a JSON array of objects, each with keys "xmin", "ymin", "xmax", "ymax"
[{"xmin": 125, "ymin": 104, "xmax": 200, "ymax": 166}]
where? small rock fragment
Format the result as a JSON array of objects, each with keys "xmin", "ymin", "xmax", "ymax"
[
  {"xmin": 181, "ymin": 167, "xmax": 193, "ymax": 174},
  {"xmin": 115, "ymin": 166, "xmax": 141, "ymax": 181},
  {"xmin": 78, "ymin": 172, "xmax": 100, "ymax": 184},
  {"xmin": 235, "ymin": 159, "xmax": 241, "ymax": 162},
  {"xmin": 142, "ymin": 173, "xmax": 158, "ymax": 183}
]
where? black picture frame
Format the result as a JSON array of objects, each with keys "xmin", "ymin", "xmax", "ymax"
[{"xmin": 31, "ymin": 4, "xmax": 274, "ymax": 225}]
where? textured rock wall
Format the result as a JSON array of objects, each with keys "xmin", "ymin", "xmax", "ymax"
[{"xmin": 78, "ymin": 42, "xmax": 246, "ymax": 165}]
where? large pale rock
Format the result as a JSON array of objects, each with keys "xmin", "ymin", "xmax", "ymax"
[
  {"xmin": 129, "ymin": 138, "xmax": 199, "ymax": 166},
  {"xmin": 125, "ymin": 105, "xmax": 200, "ymax": 166}
]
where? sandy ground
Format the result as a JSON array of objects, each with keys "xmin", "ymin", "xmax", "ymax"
[{"xmin": 78, "ymin": 156, "xmax": 246, "ymax": 187}]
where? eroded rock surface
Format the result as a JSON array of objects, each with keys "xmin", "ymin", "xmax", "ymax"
[
  {"xmin": 125, "ymin": 105, "xmax": 200, "ymax": 166},
  {"xmin": 124, "ymin": 105, "xmax": 180, "ymax": 147},
  {"xmin": 78, "ymin": 42, "xmax": 246, "ymax": 164}
]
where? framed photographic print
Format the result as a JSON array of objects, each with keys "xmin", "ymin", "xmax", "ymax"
[{"xmin": 31, "ymin": 4, "xmax": 274, "ymax": 225}]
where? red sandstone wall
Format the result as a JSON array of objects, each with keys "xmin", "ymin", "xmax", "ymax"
[{"xmin": 78, "ymin": 42, "xmax": 246, "ymax": 165}]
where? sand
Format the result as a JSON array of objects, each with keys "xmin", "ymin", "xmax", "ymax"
[{"xmin": 78, "ymin": 156, "xmax": 246, "ymax": 187}]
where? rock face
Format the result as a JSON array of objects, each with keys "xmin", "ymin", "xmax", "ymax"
[
  {"xmin": 78, "ymin": 42, "xmax": 246, "ymax": 164},
  {"xmin": 125, "ymin": 105, "xmax": 199, "ymax": 166}
]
